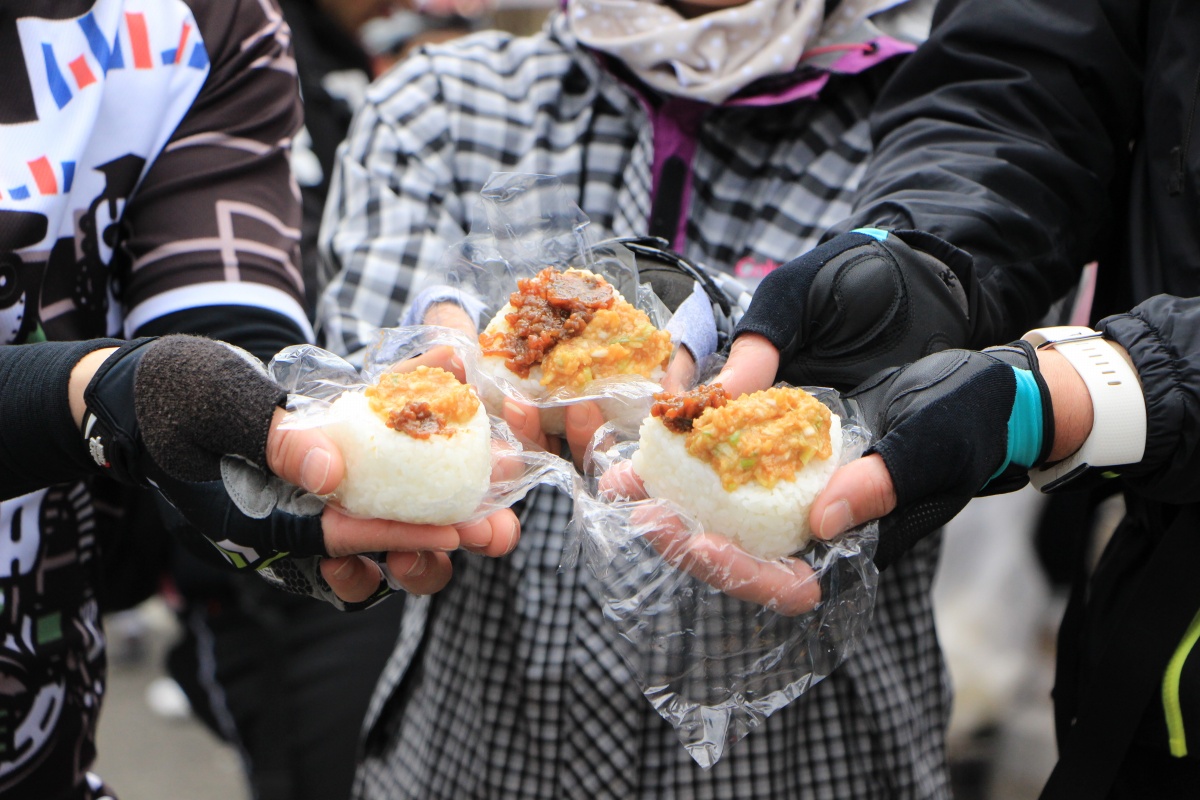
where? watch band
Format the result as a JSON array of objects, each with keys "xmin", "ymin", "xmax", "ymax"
[{"xmin": 1022, "ymin": 326, "xmax": 1147, "ymax": 492}]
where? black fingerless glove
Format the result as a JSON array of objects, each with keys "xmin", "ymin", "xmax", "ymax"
[
  {"xmin": 734, "ymin": 229, "xmax": 972, "ymax": 389},
  {"xmin": 82, "ymin": 336, "xmax": 285, "ymax": 485},
  {"xmin": 847, "ymin": 340, "xmax": 1054, "ymax": 569},
  {"xmin": 81, "ymin": 335, "xmax": 329, "ymax": 562}
]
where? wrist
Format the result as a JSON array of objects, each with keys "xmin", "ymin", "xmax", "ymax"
[
  {"xmin": 1021, "ymin": 326, "xmax": 1146, "ymax": 492},
  {"xmin": 69, "ymin": 347, "xmax": 118, "ymax": 428},
  {"xmin": 1036, "ymin": 348, "xmax": 1093, "ymax": 461}
]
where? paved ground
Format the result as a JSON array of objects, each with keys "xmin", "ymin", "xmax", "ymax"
[{"xmin": 94, "ymin": 600, "xmax": 248, "ymax": 800}]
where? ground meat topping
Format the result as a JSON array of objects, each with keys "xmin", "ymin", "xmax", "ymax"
[
  {"xmin": 651, "ymin": 383, "xmax": 729, "ymax": 433},
  {"xmin": 684, "ymin": 386, "xmax": 833, "ymax": 491},
  {"xmin": 479, "ymin": 268, "xmax": 616, "ymax": 378},
  {"xmin": 387, "ymin": 401, "xmax": 444, "ymax": 439},
  {"xmin": 364, "ymin": 367, "xmax": 479, "ymax": 439}
]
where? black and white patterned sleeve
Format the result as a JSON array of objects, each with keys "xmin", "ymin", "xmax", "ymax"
[{"xmin": 317, "ymin": 56, "xmax": 475, "ymax": 363}]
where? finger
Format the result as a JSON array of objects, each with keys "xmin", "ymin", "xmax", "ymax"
[
  {"xmin": 457, "ymin": 509, "xmax": 521, "ymax": 557},
  {"xmin": 320, "ymin": 507, "xmax": 461, "ymax": 557},
  {"xmin": 423, "ymin": 301, "xmax": 477, "ymax": 337},
  {"xmin": 663, "ymin": 347, "xmax": 696, "ymax": 392},
  {"xmin": 714, "ymin": 333, "xmax": 780, "ymax": 398},
  {"xmin": 680, "ymin": 534, "xmax": 822, "ymax": 616},
  {"xmin": 808, "ymin": 454, "xmax": 897, "ymax": 540},
  {"xmin": 564, "ymin": 401, "xmax": 605, "ymax": 471},
  {"xmin": 266, "ymin": 409, "xmax": 345, "ymax": 494},
  {"xmin": 638, "ymin": 508, "xmax": 821, "ymax": 615},
  {"xmin": 489, "ymin": 439, "xmax": 528, "ymax": 484},
  {"xmin": 597, "ymin": 460, "xmax": 646, "ymax": 499},
  {"xmin": 384, "ymin": 550, "xmax": 454, "ymax": 595},
  {"xmin": 388, "ymin": 346, "xmax": 466, "ymax": 383},
  {"xmin": 503, "ymin": 399, "xmax": 559, "ymax": 455},
  {"xmin": 321, "ymin": 555, "xmax": 382, "ymax": 604}
]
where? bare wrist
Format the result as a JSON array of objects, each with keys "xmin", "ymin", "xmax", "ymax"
[
  {"xmin": 1035, "ymin": 348, "xmax": 1093, "ymax": 462},
  {"xmin": 69, "ymin": 348, "xmax": 119, "ymax": 428}
]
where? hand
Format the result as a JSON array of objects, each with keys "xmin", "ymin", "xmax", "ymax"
[
  {"xmin": 79, "ymin": 335, "xmax": 520, "ymax": 605},
  {"xmin": 808, "ymin": 343, "xmax": 1058, "ymax": 568},
  {"xmin": 600, "ymin": 461, "xmax": 822, "ymax": 615},
  {"xmin": 733, "ymin": 229, "xmax": 971, "ymax": 389},
  {"xmin": 264, "ymin": 410, "xmax": 520, "ymax": 601}
]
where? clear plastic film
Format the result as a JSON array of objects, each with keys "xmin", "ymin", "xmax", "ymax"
[
  {"xmin": 569, "ymin": 380, "xmax": 879, "ymax": 768},
  {"xmin": 411, "ymin": 172, "xmax": 682, "ymax": 434},
  {"xmin": 270, "ymin": 324, "xmax": 574, "ymax": 526}
]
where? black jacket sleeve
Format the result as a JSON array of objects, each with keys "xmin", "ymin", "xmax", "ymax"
[
  {"xmin": 0, "ymin": 341, "xmax": 121, "ymax": 499},
  {"xmin": 839, "ymin": 0, "xmax": 1145, "ymax": 346},
  {"xmin": 1098, "ymin": 295, "xmax": 1200, "ymax": 502}
]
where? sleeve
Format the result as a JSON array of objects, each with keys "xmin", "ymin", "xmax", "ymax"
[
  {"xmin": 838, "ymin": 0, "xmax": 1145, "ymax": 347},
  {"xmin": 317, "ymin": 55, "xmax": 476, "ymax": 362},
  {"xmin": 1097, "ymin": 295, "xmax": 1200, "ymax": 501},
  {"xmin": 0, "ymin": 340, "xmax": 120, "ymax": 499},
  {"xmin": 116, "ymin": 0, "xmax": 312, "ymax": 348}
]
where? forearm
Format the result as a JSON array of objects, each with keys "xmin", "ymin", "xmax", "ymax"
[{"xmin": 0, "ymin": 341, "xmax": 121, "ymax": 498}]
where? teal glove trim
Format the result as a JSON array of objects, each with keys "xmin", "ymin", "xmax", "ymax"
[
  {"xmin": 851, "ymin": 227, "xmax": 889, "ymax": 242},
  {"xmin": 989, "ymin": 366, "xmax": 1044, "ymax": 482}
]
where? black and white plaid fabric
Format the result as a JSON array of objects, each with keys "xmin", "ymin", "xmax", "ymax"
[{"xmin": 319, "ymin": 16, "xmax": 950, "ymax": 799}]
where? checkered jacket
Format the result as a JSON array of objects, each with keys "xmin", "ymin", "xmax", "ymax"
[{"xmin": 317, "ymin": 14, "xmax": 951, "ymax": 800}]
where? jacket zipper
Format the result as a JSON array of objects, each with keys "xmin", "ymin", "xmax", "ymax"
[
  {"xmin": 1162, "ymin": 606, "xmax": 1200, "ymax": 756},
  {"xmin": 1169, "ymin": 61, "xmax": 1200, "ymax": 195}
]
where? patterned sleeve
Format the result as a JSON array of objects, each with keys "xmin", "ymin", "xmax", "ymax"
[
  {"xmin": 116, "ymin": 0, "xmax": 311, "ymax": 342},
  {"xmin": 317, "ymin": 54, "xmax": 478, "ymax": 362}
]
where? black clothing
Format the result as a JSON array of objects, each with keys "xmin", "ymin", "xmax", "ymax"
[
  {"xmin": 280, "ymin": 0, "xmax": 373, "ymax": 317},
  {"xmin": 0, "ymin": 339, "xmax": 120, "ymax": 497},
  {"xmin": 841, "ymin": 0, "xmax": 1200, "ymax": 793}
]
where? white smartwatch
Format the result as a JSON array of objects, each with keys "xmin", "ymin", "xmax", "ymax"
[{"xmin": 1022, "ymin": 326, "xmax": 1147, "ymax": 492}]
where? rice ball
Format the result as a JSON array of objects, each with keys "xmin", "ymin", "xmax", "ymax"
[
  {"xmin": 322, "ymin": 367, "xmax": 491, "ymax": 524},
  {"xmin": 477, "ymin": 267, "xmax": 671, "ymax": 434},
  {"xmin": 632, "ymin": 386, "xmax": 843, "ymax": 560}
]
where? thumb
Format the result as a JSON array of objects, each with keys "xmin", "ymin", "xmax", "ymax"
[
  {"xmin": 265, "ymin": 409, "xmax": 346, "ymax": 494},
  {"xmin": 713, "ymin": 333, "xmax": 780, "ymax": 398},
  {"xmin": 424, "ymin": 301, "xmax": 477, "ymax": 337},
  {"xmin": 808, "ymin": 454, "xmax": 897, "ymax": 539}
]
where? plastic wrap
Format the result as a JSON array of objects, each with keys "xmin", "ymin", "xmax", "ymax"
[
  {"xmin": 412, "ymin": 173, "xmax": 681, "ymax": 433},
  {"xmin": 270, "ymin": 324, "xmax": 574, "ymax": 525},
  {"xmin": 570, "ymin": 381, "xmax": 879, "ymax": 768}
]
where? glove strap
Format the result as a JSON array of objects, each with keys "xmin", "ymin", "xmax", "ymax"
[
  {"xmin": 990, "ymin": 366, "xmax": 1045, "ymax": 481},
  {"xmin": 80, "ymin": 337, "xmax": 159, "ymax": 486}
]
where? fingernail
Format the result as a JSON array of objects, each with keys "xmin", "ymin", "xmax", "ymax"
[
  {"xmin": 330, "ymin": 558, "xmax": 353, "ymax": 580},
  {"xmin": 300, "ymin": 447, "xmax": 332, "ymax": 493},
  {"xmin": 818, "ymin": 500, "xmax": 854, "ymax": 538},
  {"xmin": 504, "ymin": 517, "xmax": 519, "ymax": 555},
  {"xmin": 505, "ymin": 402, "xmax": 526, "ymax": 427},
  {"xmin": 405, "ymin": 552, "xmax": 428, "ymax": 577},
  {"xmin": 450, "ymin": 355, "xmax": 464, "ymax": 374}
]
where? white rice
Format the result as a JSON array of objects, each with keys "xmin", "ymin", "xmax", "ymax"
[
  {"xmin": 322, "ymin": 390, "xmax": 492, "ymax": 524},
  {"xmin": 632, "ymin": 412, "xmax": 843, "ymax": 560}
]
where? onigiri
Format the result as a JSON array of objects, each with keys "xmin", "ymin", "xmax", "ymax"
[
  {"xmin": 477, "ymin": 266, "xmax": 672, "ymax": 434},
  {"xmin": 632, "ymin": 384, "xmax": 843, "ymax": 560},
  {"xmin": 322, "ymin": 366, "xmax": 491, "ymax": 524}
]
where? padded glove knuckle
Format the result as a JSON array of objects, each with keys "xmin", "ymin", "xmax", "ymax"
[{"xmin": 134, "ymin": 335, "xmax": 286, "ymax": 482}]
